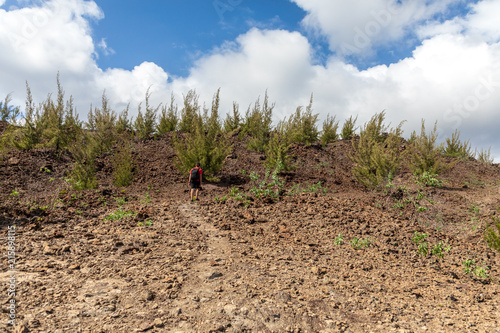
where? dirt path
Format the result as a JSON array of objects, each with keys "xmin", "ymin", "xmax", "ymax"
[{"xmin": 166, "ymin": 202, "xmax": 241, "ymax": 332}]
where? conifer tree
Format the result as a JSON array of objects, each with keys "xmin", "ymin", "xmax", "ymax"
[
  {"xmin": 178, "ymin": 89, "xmax": 200, "ymax": 133},
  {"xmin": 157, "ymin": 93, "xmax": 178, "ymax": 135},
  {"xmin": 173, "ymin": 89, "xmax": 231, "ymax": 177},
  {"xmin": 223, "ymin": 102, "xmax": 241, "ymax": 133},
  {"xmin": 134, "ymin": 88, "xmax": 158, "ymax": 139}
]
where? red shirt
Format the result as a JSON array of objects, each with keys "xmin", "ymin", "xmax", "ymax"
[{"xmin": 190, "ymin": 167, "xmax": 203, "ymax": 180}]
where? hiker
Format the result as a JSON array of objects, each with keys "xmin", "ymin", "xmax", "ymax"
[{"xmin": 189, "ymin": 162, "xmax": 203, "ymax": 201}]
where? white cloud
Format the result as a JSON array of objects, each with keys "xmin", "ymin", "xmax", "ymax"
[
  {"xmin": 0, "ymin": 0, "xmax": 168, "ymax": 117},
  {"xmin": 0, "ymin": 1, "xmax": 6, "ymax": 7},
  {"xmin": 291, "ymin": 0, "xmax": 455, "ymax": 56}
]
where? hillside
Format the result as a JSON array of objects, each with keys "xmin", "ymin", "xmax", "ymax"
[{"xmin": 1, "ymin": 125, "xmax": 500, "ymax": 332}]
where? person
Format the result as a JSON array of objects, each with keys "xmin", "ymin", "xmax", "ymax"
[{"xmin": 188, "ymin": 162, "xmax": 203, "ymax": 201}]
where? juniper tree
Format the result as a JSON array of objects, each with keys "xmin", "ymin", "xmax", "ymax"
[
  {"xmin": 321, "ymin": 114, "xmax": 339, "ymax": 145},
  {"xmin": 224, "ymin": 102, "xmax": 241, "ymax": 133},
  {"xmin": 178, "ymin": 89, "xmax": 200, "ymax": 133},
  {"xmin": 173, "ymin": 89, "xmax": 231, "ymax": 177},
  {"xmin": 156, "ymin": 93, "xmax": 178, "ymax": 135},
  {"xmin": 87, "ymin": 91, "xmax": 117, "ymax": 154},
  {"xmin": 134, "ymin": 88, "xmax": 158, "ymax": 139}
]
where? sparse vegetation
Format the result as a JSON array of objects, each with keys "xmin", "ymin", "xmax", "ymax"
[
  {"xmin": 341, "ymin": 115, "xmax": 357, "ymax": 140},
  {"xmin": 321, "ymin": 114, "xmax": 339, "ymax": 146},
  {"xmin": 173, "ymin": 89, "xmax": 231, "ymax": 177},
  {"xmin": 484, "ymin": 208, "xmax": 500, "ymax": 253},
  {"xmin": 442, "ymin": 129, "xmax": 473, "ymax": 160},
  {"xmin": 350, "ymin": 111, "xmax": 405, "ymax": 189},
  {"xmin": 408, "ymin": 120, "xmax": 446, "ymax": 176}
]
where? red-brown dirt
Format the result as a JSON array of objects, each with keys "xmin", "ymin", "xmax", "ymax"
[{"xmin": 1, "ymin": 126, "xmax": 499, "ymax": 332}]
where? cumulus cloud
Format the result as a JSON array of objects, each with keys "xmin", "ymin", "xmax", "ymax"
[
  {"xmin": 291, "ymin": 0, "xmax": 455, "ymax": 56},
  {"xmin": 0, "ymin": 0, "xmax": 168, "ymax": 116}
]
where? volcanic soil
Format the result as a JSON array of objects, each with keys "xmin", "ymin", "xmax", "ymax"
[{"xmin": 1, "ymin": 125, "xmax": 500, "ymax": 332}]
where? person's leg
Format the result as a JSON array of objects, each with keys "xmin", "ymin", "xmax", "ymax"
[
  {"xmin": 195, "ymin": 188, "xmax": 200, "ymax": 200},
  {"xmin": 190, "ymin": 188, "xmax": 194, "ymax": 201}
]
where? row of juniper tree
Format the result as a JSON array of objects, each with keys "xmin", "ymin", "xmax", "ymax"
[{"xmin": 0, "ymin": 76, "xmax": 495, "ymax": 192}]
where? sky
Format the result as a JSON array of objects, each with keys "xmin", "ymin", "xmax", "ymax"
[{"xmin": 0, "ymin": 0, "xmax": 499, "ymax": 161}]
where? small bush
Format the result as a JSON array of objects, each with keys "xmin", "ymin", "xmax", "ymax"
[
  {"xmin": 116, "ymin": 105, "xmax": 132, "ymax": 134},
  {"xmin": 417, "ymin": 172, "xmax": 442, "ymax": 187},
  {"xmin": 87, "ymin": 91, "xmax": 117, "ymax": 153},
  {"xmin": 112, "ymin": 135, "xmax": 135, "ymax": 187},
  {"xmin": 241, "ymin": 91, "xmax": 274, "ymax": 152},
  {"xmin": 134, "ymin": 88, "xmax": 158, "ymax": 139},
  {"xmin": 484, "ymin": 208, "xmax": 500, "ymax": 253},
  {"xmin": 68, "ymin": 133, "xmax": 98, "ymax": 190},
  {"xmin": 173, "ymin": 91, "xmax": 231, "ymax": 177},
  {"xmin": 341, "ymin": 115, "xmax": 357, "ymax": 140},
  {"xmin": 321, "ymin": 114, "xmax": 339, "ymax": 145},
  {"xmin": 408, "ymin": 120, "xmax": 446, "ymax": 175},
  {"xmin": 442, "ymin": 129, "xmax": 473, "ymax": 159},
  {"xmin": 265, "ymin": 123, "xmax": 292, "ymax": 171},
  {"xmin": 157, "ymin": 93, "xmax": 178, "ymax": 135},
  {"xmin": 249, "ymin": 167, "xmax": 285, "ymax": 201},
  {"xmin": 0, "ymin": 94, "xmax": 20, "ymax": 123},
  {"xmin": 223, "ymin": 102, "xmax": 241, "ymax": 133},
  {"xmin": 178, "ymin": 89, "xmax": 201, "ymax": 133},
  {"xmin": 350, "ymin": 111, "xmax": 405, "ymax": 189},
  {"xmin": 283, "ymin": 94, "xmax": 319, "ymax": 145},
  {"xmin": 476, "ymin": 147, "xmax": 494, "ymax": 164}
]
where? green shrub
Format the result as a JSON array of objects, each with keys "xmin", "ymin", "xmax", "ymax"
[
  {"xmin": 484, "ymin": 208, "xmax": 500, "ymax": 253},
  {"xmin": 408, "ymin": 120, "xmax": 446, "ymax": 175},
  {"xmin": 341, "ymin": 115, "xmax": 357, "ymax": 140},
  {"xmin": 173, "ymin": 90, "xmax": 231, "ymax": 177},
  {"xmin": 134, "ymin": 88, "xmax": 158, "ymax": 139},
  {"xmin": 417, "ymin": 172, "xmax": 442, "ymax": 187},
  {"xmin": 10, "ymin": 82, "xmax": 43, "ymax": 150},
  {"xmin": 223, "ymin": 102, "xmax": 242, "ymax": 133},
  {"xmin": 0, "ymin": 94, "xmax": 20, "ymax": 123},
  {"xmin": 241, "ymin": 91, "xmax": 274, "ymax": 152},
  {"xmin": 156, "ymin": 93, "xmax": 178, "ymax": 135},
  {"xmin": 476, "ymin": 147, "xmax": 493, "ymax": 164},
  {"xmin": 350, "ymin": 112, "xmax": 405, "ymax": 189},
  {"xmin": 442, "ymin": 129, "xmax": 473, "ymax": 159},
  {"xmin": 350, "ymin": 237, "xmax": 371, "ymax": 249},
  {"xmin": 116, "ymin": 105, "xmax": 132, "ymax": 134},
  {"xmin": 283, "ymin": 94, "xmax": 319, "ymax": 145},
  {"xmin": 87, "ymin": 91, "xmax": 117, "ymax": 153},
  {"xmin": 431, "ymin": 241, "xmax": 451, "ymax": 259},
  {"xmin": 321, "ymin": 114, "xmax": 339, "ymax": 145},
  {"xmin": 178, "ymin": 89, "xmax": 201, "ymax": 133},
  {"xmin": 249, "ymin": 166, "xmax": 285, "ymax": 201},
  {"xmin": 68, "ymin": 133, "xmax": 98, "ymax": 190},
  {"xmin": 265, "ymin": 123, "xmax": 292, "ymax": 171},
  {"xmin": 104, "ymin": 206, "xmax": 136, "ymax": 221},
  {"xmin": 334, "ymin": 234, "xmax": 344, "ymax": 245},
  {"xmin": 112, "ymin": 135, "xmax": 135, "ymax": 187}
]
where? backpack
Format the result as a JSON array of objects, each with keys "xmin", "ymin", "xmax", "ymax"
[{"xmin": 191, "ymin": 167, "xmax": 200, "ymax": 181}]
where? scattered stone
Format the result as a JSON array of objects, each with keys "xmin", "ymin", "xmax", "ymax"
[{"xmin": 207, "ymin": 271, "xmax": 223, "ymax": 280}]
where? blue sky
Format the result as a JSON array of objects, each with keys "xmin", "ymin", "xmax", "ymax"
[
  {"xmin": 92, "ymin": 0, "xmax": 307, "ymax": 77},
  {"xmin": 0, "ymin": 0, "xmax": 499, "ymax": 160}
]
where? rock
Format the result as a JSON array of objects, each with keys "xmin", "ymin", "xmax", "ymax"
[
  {"xmin": 311, "ymin": 266, "xmax": 327, "ymax": 275},
  {"xmin": 207, "ymin": 271, "xmax": 223, "ymax": 280},
  {"xmin": 145, "ymin": 290, "xmax": 155, "ymax": 301},
  {"xmin": 153, "ymin": 318, "xmax": 164, "ymax": 327},
  {"xmin": 15, "ymin": 324, "xmax": 29, "ymax": 333},
  {"xmin": 170, "ymin": 307, "xmax": 182, "ymax": 317},
  {"xmin": 138, "ymin": 322, "xmax": 153, "ymax": 332}
]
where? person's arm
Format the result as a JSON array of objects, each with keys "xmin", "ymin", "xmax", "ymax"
[
  {"xmin": 188, "ymin": 170, "xmax": 191, "ymax": 183},
  {"xmin": 200, "ymin": 172, "xmax": 202, "ymax": 184}
]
